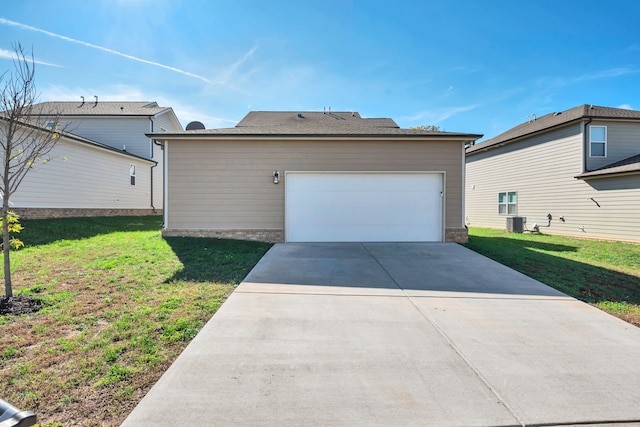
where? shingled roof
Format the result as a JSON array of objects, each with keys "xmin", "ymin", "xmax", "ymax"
[
  {"xmin": 467, "ymin": 104, "xmax": 640, "ymax": 154},
  {"xmin": 236, "ymin": 111, "xmax": 400, "ymax": 129},
  {"xmin": 30, "ymin": 101, "xmax": 172, "ymax": 117},
  {"xmin": 575, "ymin": 153, "xmax": 640, "ymax": 179},
  {"xmin": 149, "ymin": 111, "xmax": 482, "ymax": 140}
]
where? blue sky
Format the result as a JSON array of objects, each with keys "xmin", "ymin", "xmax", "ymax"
[{"xmin": 1, "ymin": 0, "xmax": 639, "ymax": 141}]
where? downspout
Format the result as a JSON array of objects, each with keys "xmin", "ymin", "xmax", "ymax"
[
  {"xmin": 149, "ymin": 118, "xmax": 156, "ymax": 212},
  {"xmin": 583, "ymin": 118, "xmax": 593, "ymax": 173},
  {"xmin": 153, "ymin": 139, "xmax": 166, "ymax": 228},
  {"xmin": 150, "ymin": 162, "xmax": 157, "ymax": 213}
]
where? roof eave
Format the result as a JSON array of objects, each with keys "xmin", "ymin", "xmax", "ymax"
[
  {"xmin": 575, "ymin": 169, "xmax": 640, "ymax": 180},
  {"xmin": 147, "ymin": 132, "xmax": 482, "ymax": 141},
  {"xmin": 0, "ymin": 117, "xmax": 155, "ymax": 164},
  {"xmin": 466, "ymin": 119, "xmax": 583, "ymax": 155}
]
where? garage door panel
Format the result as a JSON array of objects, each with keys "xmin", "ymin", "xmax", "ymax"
[{"xmin": 286, "ymin": 173, "xmax": 443, "ymax": 242}]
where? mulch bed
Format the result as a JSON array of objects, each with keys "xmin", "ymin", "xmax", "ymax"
[{"xmin": 0, "ymin": 295, "xmax": 42, "ymax": 315}]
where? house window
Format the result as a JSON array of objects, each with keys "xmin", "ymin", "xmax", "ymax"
[
  {"xmin": 498, "ymin": 191, "xmax": 517, "ymax": 215},
  {"xmin": 589, "ymin": 125, "xmax": 607, "ymax": 157},
  {"xmin": 130, "ymin": 164, "xmax": 136, "ymax": 186}
]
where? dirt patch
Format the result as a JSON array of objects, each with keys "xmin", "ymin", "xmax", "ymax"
[{"xmin": 0, "ymin": 295, "xmax": 42, "ymax": 316}]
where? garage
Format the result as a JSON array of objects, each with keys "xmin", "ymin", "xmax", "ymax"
[
  {"xmin": 155, "ymin": 110, "xmax": 481, "ymax": 244},
  {"xmin": 285, "ymin": 172, "xmax": 443, "ymax": 242}
]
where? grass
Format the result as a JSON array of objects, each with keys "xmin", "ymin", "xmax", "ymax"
[
  {"xmin": 3, "ymin": 220, "xmax": 638, "ymax": 424},
  {"xmin": 465, "ymin": 228, "xmax": 640, "ymax": 327},
  {"xmin": 0, "ymin": 216, "xmax": 271, "ymax": 426}
]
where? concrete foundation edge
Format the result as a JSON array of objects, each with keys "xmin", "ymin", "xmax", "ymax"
[
  {"xmin": 162, "ymin": 228, "xmax": 468, "ymax": 244},
  {"xmin": 12, "ymin": 208, "xmax": 161, "ymax": 220},
  {"xmin": 162, "ymin": 229, "xmax": 284, "ymax": 243}
]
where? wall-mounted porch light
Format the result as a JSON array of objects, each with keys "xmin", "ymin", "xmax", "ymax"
[{"xmin": 273, "ymin": 171, "xmax": 280, "ymax": 184}]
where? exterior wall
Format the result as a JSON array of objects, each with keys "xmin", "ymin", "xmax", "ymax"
[
  {"xmin": 466, "ymin": 123, "xmax": 640, "ymax": 243},
  {"xmin": 9, "ymin": 136, "xmax": 155, "ymax": 210},
  {"xmin": 587, "ymin": 121, "xmax": 640, "ymax": 171},
  {"xmin": 152, "ymin": 113, "xmax": 181, "ymax": 135},
  {"xmin": 60, "ymin": 117, "xmax": 151, "ymax": 158},
  {"xmin": 58, "ymin": 115, "xmax": 177, "ymax": 209},
  {"xmin": 164, "ymin": 138, "xmax": 466, "ymax": 242}
]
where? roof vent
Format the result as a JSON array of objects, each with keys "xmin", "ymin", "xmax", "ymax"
[
  {"xmin": 93, "ymin": 95, "xmax": 98, "ymax": 108},
  {"xmin": 589, "ymin": 104, "xmax": 594, "ymax": 109},
  {"xmin": 297, "ymin": 113, "xmax": 304, "ymax": 118},
  {"xmin": 186, "ymin": 121, "xmax": 205, "ymax": 130},
  {"xmin": 553, "ymin": 112, "xmax": 561, "ymax": 116},
  {"xmin": 526, "ymin": 114, "xmax": 536, "ymax": 123},
  {"xmin": 78, "ymin": 96, "xmax": 85, "ymax": 108}
]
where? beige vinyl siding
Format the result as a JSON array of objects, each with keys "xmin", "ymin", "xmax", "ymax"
[
  {"xmin": 10, "ymin": 137, "xmax": 153, "ymax": 209},
  {"xmin": 165, "ymin": 138, "xmax": 463, "ymax": 231},
  {"xmin": 466, "ymin": 123, "xmax": 640, "ymax": 243},
  {"xmin": 587, "ymin": 121, "xmax": 640, "ymax": 171}
]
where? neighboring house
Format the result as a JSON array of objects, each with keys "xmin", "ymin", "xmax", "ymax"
[
  {"xmin": 2, "ymin": 118, "xmax": 157, "ymax": 219},
  {"xmin": 149, "ymin": 111, "xmax": 481, "ymax": 243},
  {"xmin": 465, "ymin": 104, "xmax": 640, "ymax": 243},
  {"xmin": 29, "ymin": 99, "xmax": 183, "ymax": 212}
]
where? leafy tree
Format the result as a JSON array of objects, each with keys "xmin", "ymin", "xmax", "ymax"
[
  {"xmin": 0, "ymin": 44, "xmax": 63, "ymax": 298},
  {"xmin": 411, "ymin": 124, "xmax": 442, "ymax": 132}
]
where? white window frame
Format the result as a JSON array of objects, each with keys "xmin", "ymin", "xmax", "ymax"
[
  {"xmin": 589, "ymin": 125, "xmax": 607, "ymax": 157},
  {"xmin": 130, "ymin": 164, "xmax": 136, "ymax": 186},
  {"xmin": 498, "ymin": 191, "xmax": 517, "ymax": 216}
]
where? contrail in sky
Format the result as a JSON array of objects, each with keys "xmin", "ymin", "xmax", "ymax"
[
  {"xmin": 0, "ymin": 17, "xmax": 211, "ymax": 83},
  {"xmin": 0, "ymin": 47, "xmax": 61, "ymax": 67}
]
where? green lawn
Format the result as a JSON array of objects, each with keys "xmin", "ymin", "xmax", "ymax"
[
  {"xmin": 465, "ymin": 227, "xmax": 640, "ymax": 327},
  {"xmin": 3, "ymin": 219, "xmax": 638, "ymax": 425},
  {"xmin": 0, "ymin": 216, "xmax": 271, "ymax": 426}
]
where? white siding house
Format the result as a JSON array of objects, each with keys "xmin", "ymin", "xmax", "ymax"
[
  {"xmin": 2, "ymin": 119, "xmax": 156, "ymax": 218},
  {"xmin": 23, "ymin": 100, "xmax": 183, "ymax": 217},
  {"xmin": 466, "ymin": 105, "xmax": 640, "ymax": 243}
]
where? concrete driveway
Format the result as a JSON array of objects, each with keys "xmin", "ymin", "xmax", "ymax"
[{"xmin": 123, "ymin": 243, "xmax": 640, "ymax": 426}]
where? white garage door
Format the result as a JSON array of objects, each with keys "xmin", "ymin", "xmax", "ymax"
[{"xmin": 285, "ymin": 172, "xmax": 443, "ymax": 242}]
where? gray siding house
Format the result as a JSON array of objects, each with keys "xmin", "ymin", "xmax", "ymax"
[
  {"xmin": 465, "ymin": 105, "xmax": 640, "ymax": 243},
  {"xmin": 150, "ymin": 111, "xmax": 481, "ymax": 243}
]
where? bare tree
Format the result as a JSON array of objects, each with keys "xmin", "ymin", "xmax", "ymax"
[
  {"xmin": 411, "ymin": 124, "xmax": 442, "ymax": 132},
  {"xmin": 0, "ymin": 43, "xmax": 63, "ymax": 298}
]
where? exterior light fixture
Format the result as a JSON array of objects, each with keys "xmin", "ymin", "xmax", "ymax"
[{"xmin": 273, "ymin": 171, "xmax": 280, "ymax": 184}]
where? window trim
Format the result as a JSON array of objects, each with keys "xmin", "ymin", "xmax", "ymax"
[
  {"xmin": 589, "ymin": 125, "xmax": 607, "ymax": 157},
  {"xmin": 130, "ymin": 164, "xmax": 136, "ymax": 186},
  {"xmin": 498, "ymin": 191, "xmax": 518, "ymax": 216}
]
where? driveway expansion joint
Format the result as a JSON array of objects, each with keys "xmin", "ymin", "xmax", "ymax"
[{"xmin": 361, "ymin": 242, "xmax": 526, "ymax": 427}]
